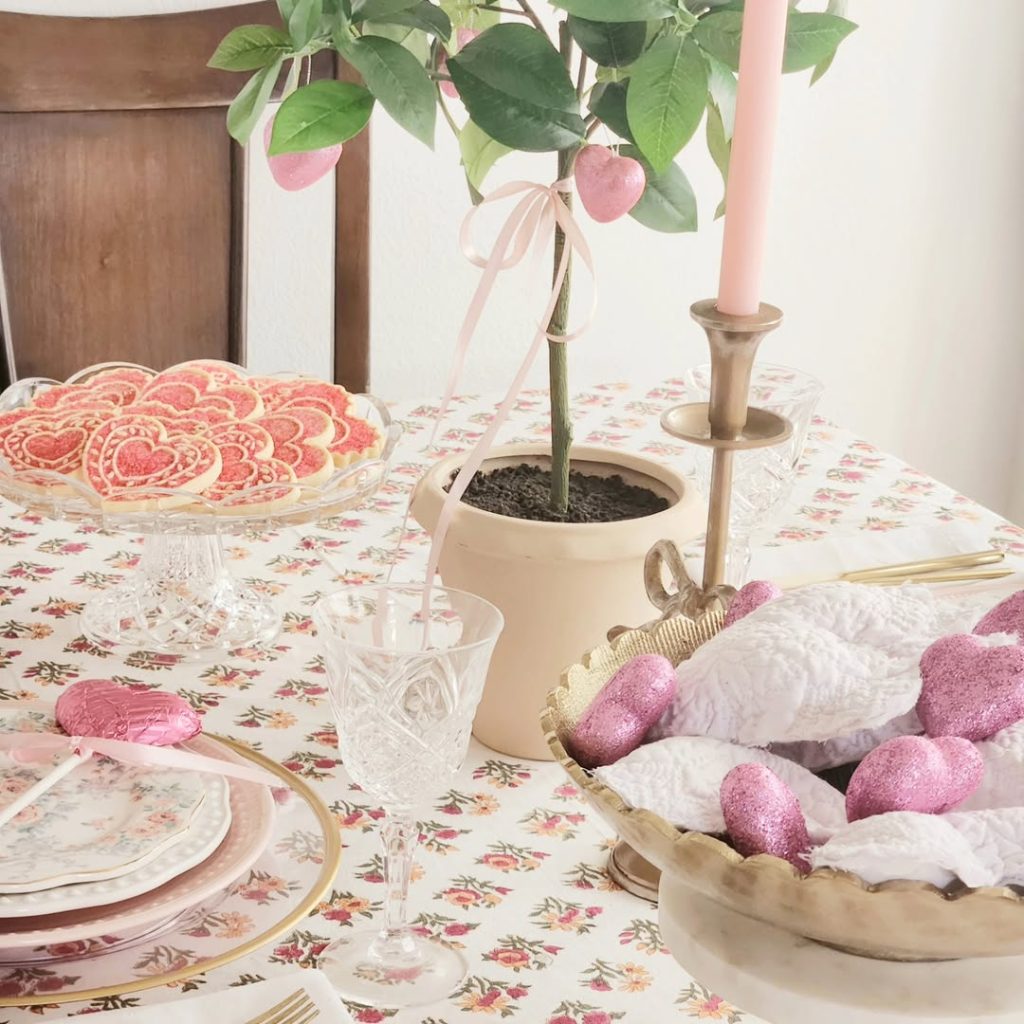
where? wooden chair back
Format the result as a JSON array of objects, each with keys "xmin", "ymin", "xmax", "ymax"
[{"xmin": 0, "ymin": 3, "xmax": 369, "ymax": 390}]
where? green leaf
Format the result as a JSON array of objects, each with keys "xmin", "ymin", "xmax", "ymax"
[
  {"xmin": 269, "ymin": 79, "xmax": 375, "ymax": 152},
  {"xmin": 277, "ymin": 0, "xmax": 299, "ymax": 22},
  {"xmin": 343, "ymin": 35, "xmax": 435, "ymax": 146},
  {"xmin": 703, "ymin": 51, "xmax": 735, "ymax": 139},
  {"xmin": 622, "ymin": 144, "xmax": 697, "ymax": 233},
  {"xmin": 226, "ymin": 59, "xmax": 284, "ymax": 143},
  {"xmin": 288, "ymin": 0, "xmax": 323, "ymax": 48},
  {"xmin": 209, "ymin": 25, "xmax": 293, "ymax": 71},
  {"xmin": 693, "ymin": 10, "xmax": 857, "ymax": 74},
  {"xmin": 448, "ymin": 24, "xmax": 585, "ymax": 152},
  {"xmin": 626, "ymin": 35, "xmax": 707, "ymax": 172},
  {"xmin": 811, "ymin": 0, "xmax": 850, "ymax": 84},
  {"xmin": 350, "ymin": 0, "xmax": 419, "ymax": 21},
  {"xmin": 362, "ymin": 22, "xmax": 432, "ymax": 62},
  {"xmin": 567, "ymin": 16, "xmax": 645, "ymax": 68},
  {"xmin": 704, "ymin": 100, "xmax": 729, "ymax": 219},
  {"xmin": 440, "ymin": 0, "xmax": 500, "ymax": 31},
  {"xmin": 459, "ymin": 119, "xmax": 511, "ymax": 191},
  {"xmin": 371, "ymin": 1, "xmax": 451, "ymax": 41},
  {"xmin": 589, "ymin": 81, "xmax": 633, "ymax": 142},
  {"xmin": 552, "ymin": 0, "xmax": 678, "ymax": 22}
]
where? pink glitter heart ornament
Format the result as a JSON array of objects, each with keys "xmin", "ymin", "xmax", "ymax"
[
  {"xmin": 723, "ymin": 579, "xmax": 783, "ymax": 628},
  {"xmin": 918, "ymin": 634, "xmax": 1024, "ymax": 741},
  {"xmin": 720, "ymin": 763, "xmax": 811, "ymax": 872},
  {"xmin": 263, "ymin": 119, "xmax": 342, "ymax": 193},
  {"xmin": 974, "ymin": 589, "xmax": 1024, "ymax": 641},
  {"xmin": 574, "ymin": 145, "xmax": 646, "ymax": 224},
  {"xmin": 55, "ymin": 678, "xmax": 202, "ymax": 746},
  {"xmin": 845, "ymin": 734, "xmax": 983, "ymax": 822},
  {"xmin": 567, "ymin": 654, "xmax": 676, "ymax": 769},
  {"xmin": 439, "ymin": 28, "xmax": 480, "ymax": 99}
]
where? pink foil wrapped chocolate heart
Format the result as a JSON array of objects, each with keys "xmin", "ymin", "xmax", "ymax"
[
  {"xmin": 974, "ymin": 589, "xmax": 1024, "ymax": 641},
  {"xmin": 55, "ymin": 678, "xmax": 202, "ymax": 746},
  {"xmin": 723, "ymin": 579, "xmax": 783, "ymax": 628},
  {"xmin": 720, "ymin": 763, "xmax": 811, "ymax": 872},
  {"xmin": 568, "ymin": 654, "xmax": 676, "ymax": 769},
  {"xmin": 845, "ymin": 734, "xmax": 983, "ymax": 822},
  {"xmin": 918, "ymin": 633, "xmax": 1024, "ymax": 741}
]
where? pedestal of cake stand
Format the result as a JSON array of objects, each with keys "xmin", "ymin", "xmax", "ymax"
[
  {"xmin": 659, "ymin": 874, "xmax": 1024, "ymax": 1023},
  {"xmin": 81, "ymin": 532, "xmax": 280, "ymax": 657}
]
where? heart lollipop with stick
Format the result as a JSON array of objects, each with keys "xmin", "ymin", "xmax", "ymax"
[{"xmin": 0, "ymin": 679, "xmax": 202, "ymax": 829}]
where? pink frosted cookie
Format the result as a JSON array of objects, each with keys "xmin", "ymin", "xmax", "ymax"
[
  {"xmin": 207, "ymin": 421, "xmax": 274, "ymax": 460},
  {"xmin": 0, "ymin": 407, "xmax": 113, "ymax": 484},
  {"xmin": 267, "ymin": 380, "xmax": 350, "ymax": 419},
  {"xmin": 168, "ymin": 359, "xmax": 244, "ymax": 386},
  {"xmin": 76, "ymin": 367, "xmax": 153, "ymax": 406},
  {"xmin": 138, "ymin": 381, "xmax": 204, "ymax": 413},
  {"xmin": 204, "ymin": 450, "xmax": 300, "ymax": 513},
  {"xmin": 255, "ymin": 412, "xmax": 334, "ymax": 486},
  {"xmin": 31, "ymin": 384, "xmax": 118, "ymax": 412},
  {"xmin": 201, "ymin": 383, "xmax": 264, "ymax": 421},
  {"xmin": 140, "ymin": 367, "xmax": 213, "ymax": 399},
  {"xmin": 255, "ymin": 407, "xmax": 334, "ymax": 447},
  {"xmin": 328, "ymin": 413, "xmax": 382, "ymax": 467},
  {"xmin": 83, "ymin": 414, "xmax": 222, "ymax": 510}
]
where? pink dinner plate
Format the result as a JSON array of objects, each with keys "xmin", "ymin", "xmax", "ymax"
[{"xmin": 0, "ymin": 735, "xmax": 274, "ymax": 954}]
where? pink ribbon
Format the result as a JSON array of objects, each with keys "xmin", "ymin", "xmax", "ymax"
[
  {"xmin": 0, "ymin": 733, "xmax": 283, "ymax": 789},
  {"xmin": 420, "ymin": 178, "xmax": 596, "ymax": 610}
]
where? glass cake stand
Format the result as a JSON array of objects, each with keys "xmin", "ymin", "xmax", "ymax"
[{"xmin": 0, "ymin": 364, "xmax": 401, "ymax": 656}]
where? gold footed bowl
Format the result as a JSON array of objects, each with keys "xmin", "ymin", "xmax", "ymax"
[{"xmin": 541, "ymin": 615, "xmax": 1024, "ymax": 962}]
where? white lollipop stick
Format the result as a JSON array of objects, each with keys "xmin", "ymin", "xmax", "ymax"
[{"xmin": 0, "ymin": 751, "xmax": 88, "ymax": 829}]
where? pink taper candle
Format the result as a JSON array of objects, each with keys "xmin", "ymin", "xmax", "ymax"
[{"xmin": 716, "ymin": 0, "xmax": 789, "ymax": 316}]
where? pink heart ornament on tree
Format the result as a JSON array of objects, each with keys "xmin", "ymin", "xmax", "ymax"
[
  {"xmin": 845, "ymin": 734, "xmax": 983, "ymax": 822},
  {"xmin": 56, "ymin": 678, "xmax": 202, "ymax": 746},
  {"xmin": 720, "ymin": 763, "xmax": 812, "ymax": 872},
  {"xmin": 264, "ymin": 118, "xmax": 342, "ymax": 193},
  {"xmin": 439, "ymin": 28, "xmax": 480, "ymax": 100},
  {"xmin": 574, "ymin": 145, "xmax": 646, "ymax": 224},
  {"xmin": 918, "ymin": 633, "xmax": 1024, "ymax": 741}
]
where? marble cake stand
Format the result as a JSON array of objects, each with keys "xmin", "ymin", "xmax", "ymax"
[{"xmin": 659, "ymin": 875, "xmax": 1024, "ymax": 1023}]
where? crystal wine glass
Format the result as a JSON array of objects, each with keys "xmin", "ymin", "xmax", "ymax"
[
  {"xmin": 313, "ymin": 584, "xmax": 503, "ymax": 1007},
  {"xmin": 682, "ymin": 364, "xmax": 824, "ymax": 585}
]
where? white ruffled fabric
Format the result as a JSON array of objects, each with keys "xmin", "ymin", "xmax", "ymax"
[
  {"xmin": 651, "ymin": 583, "xmax": 992, "ymax": 747},
  {"xmin": 594, "ymin": 736, "xmax": 847, "ymax": 842}
]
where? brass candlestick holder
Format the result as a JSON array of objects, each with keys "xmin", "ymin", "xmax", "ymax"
[{"xmin": 606, "ymin": 299, "xmax": 794, "ymax": 902}]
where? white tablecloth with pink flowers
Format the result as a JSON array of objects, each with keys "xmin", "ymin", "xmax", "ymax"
[{"xmin": 0, "ymin": 379, "xmax": 1018, "ymax": 1024}]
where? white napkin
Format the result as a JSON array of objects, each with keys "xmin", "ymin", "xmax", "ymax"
[
  {"xmin": 685, "ymin": 522, "xmax": 1024, "ymax": 593},
  {"xmin": 594, "ymin": 735, "xmax": 847, "ymax": 842},
  {"xmin": 58, "ymin": 969, "xmax": 353, "ymax": 1023}
]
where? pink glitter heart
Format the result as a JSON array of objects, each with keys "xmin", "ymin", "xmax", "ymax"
[
  {"xmin": 438, "ymin": 28, "xmax": 480, "ymax": 99},
  {"xmin": 574, "ymin": 145, "xmax": 646, "ymax": 224},
  {"xmin": 974, "ymin": 589, "xmax": 1024, "ymax": 641},
  {"xmin": 723, "ymin": 579, "xmax": 783, "ymax": 628},
  {"xmin": 56, "ymin": 678, "xmax": 202, "ymax": 746},
  {"xmin": 720, "ymin": 763, "xmax": 811, "ymax": 872},
  {"xmin": 917, "ymin": 633, "xmax": 1024, "ymax": 741},
  {"xmin": 845, "ymin": 734, "xmax": 983, "ymax": 821},
  {"xmin": 568, "ymin": 654, "xmax": 676, "ymax": 769},
  {"xmin": 264, "ymin": 119, "xmax": 342, "ymax": 193}
]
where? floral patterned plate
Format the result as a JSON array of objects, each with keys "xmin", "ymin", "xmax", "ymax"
[
  {"xmin": 0, "ymin": 706, "xmax": 230, "ymax": 908},
  {"xmin": 0, "ymin": 737, "xmax": 340, "ymax": 1006}
]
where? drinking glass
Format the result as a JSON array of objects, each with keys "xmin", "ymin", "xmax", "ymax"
[
  {"xmin": 682, "ymin": 364, "xmax": 824, "ymax": 585},
  {"xmin": 313, "ymin": 585, "xmax": 503, "ymax": 1007}
]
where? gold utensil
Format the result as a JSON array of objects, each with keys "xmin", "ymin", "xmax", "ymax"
[
  {"xmin": 243, "ymin": 989, "xmax": 318, "ymax": 1024},
  {"xmin": 840, "ymin": 550, "xmax": 1005, "ymax": 583},
  {"xmin": 866, "ymin": 567, "xmax": 1013, "ymax": 587}
]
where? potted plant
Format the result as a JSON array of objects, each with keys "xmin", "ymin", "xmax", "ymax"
[{"xmin": 211, "ymin": 0, "xmax": 856, "ymax": 757}]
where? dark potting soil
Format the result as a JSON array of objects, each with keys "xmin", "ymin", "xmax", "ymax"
[{"xmin": 454, "ymin": 463, "xmax": 669, "ymax": 524}]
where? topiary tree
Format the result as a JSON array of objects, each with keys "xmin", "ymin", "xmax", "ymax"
[{"xmin": 210, "ymin": 0, "xmax": 856, "ymax": 515}]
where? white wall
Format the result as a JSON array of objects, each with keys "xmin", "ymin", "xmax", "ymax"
[{"xmin": 365, "ymin": 0, "xmax": 1024, "ymax": 520}]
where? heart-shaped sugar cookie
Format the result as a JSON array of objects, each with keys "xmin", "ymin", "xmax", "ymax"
[
  {"xmin": 574, "ymin": 145, "xmax": 646, "ymax": 224},
  {"xmin": 56, "ymin": 678, "xmax": 201, "ymax": 745},
  {"xmin": 252, "ymin": 413, "xmax": 333, "ymax": 486},
  {"xmin": 918, "ymin": 634, "xmax": 1024, "ymax": 741},
  {"xmin": 845, "ymin": 734, "xmax": 984, "ymax": 821}
]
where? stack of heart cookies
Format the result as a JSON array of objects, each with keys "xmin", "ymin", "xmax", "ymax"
[{"xmin": 0, "ymin": 361, "xmax": 382, "ymax": 512}]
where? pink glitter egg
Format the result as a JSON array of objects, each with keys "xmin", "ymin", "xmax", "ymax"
[
  {"xmin": 974, "ymin": 589, "xmax": 1024, "ymax": 641},
  {"xmin": 918, "ymin": 633, "xmax": 1024, "ymax": 741},
  {"xmin": 845, "ymin": 734, "xmax": 983, "ymax": 822},
  {"xmin": 720, "ymin": 763, "xmax": 811, "ymax": 872},
  {"xmin": 263, "ymin": 118, "xmax": 342, "ymax": 193},
  {"xmin": 724, "ymin": 580, "xmax": 783, "ymax": 627},
  {"xmin": 567, "ymin": 654, "xmax": 676, "ymax": 769},
  {"xmin": 56, "ymin": 678, "xmax": 202, "ymax": 746}
]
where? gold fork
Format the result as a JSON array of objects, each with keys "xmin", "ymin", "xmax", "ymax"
[{"xmin": 243, "ymin": 989, "xmax": 319, "ymax": 1024}]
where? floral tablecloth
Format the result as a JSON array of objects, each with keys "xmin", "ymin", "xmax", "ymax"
[{"xmin": 0, "ymin": 378, "xmax": 1019, "ymax": 1024}]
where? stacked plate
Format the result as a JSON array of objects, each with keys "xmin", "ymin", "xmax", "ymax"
[{"xmin": 0, "ymin": 705, "xmax": 275, "ymax": 964}]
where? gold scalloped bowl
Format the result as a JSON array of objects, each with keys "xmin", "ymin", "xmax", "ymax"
[{"xmin": 541, "ymin": 615, "xmax": 1024, "ymax": 962}]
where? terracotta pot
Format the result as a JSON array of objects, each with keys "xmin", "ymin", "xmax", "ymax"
[{"xmin": 410, "ymin": 444, "xmax": 705, "ymax": 760}]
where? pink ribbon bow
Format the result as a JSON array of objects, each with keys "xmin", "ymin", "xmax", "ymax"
[
  {"xmin": 422, "ymin": 177, "xmax": 596, "ymax": 599},
  {"xmin": 0, "ymin": 732, "xmax": 283, "ymax": 789}
]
